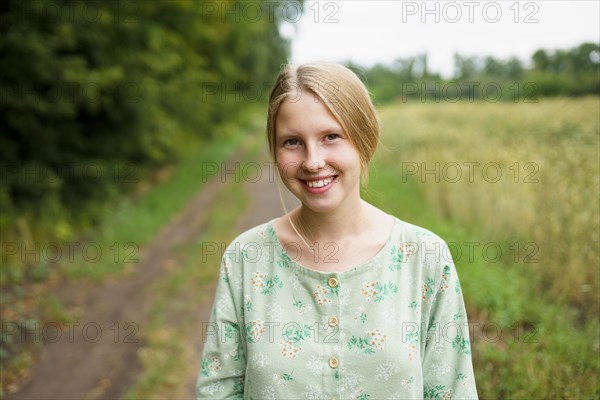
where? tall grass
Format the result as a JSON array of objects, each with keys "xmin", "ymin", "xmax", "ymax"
[
  {"xmin": 377, "ymin": 97, "xmax": 599, "ymax": 316},
  {"xmin": 365, "ymin": 97, "xmax": 599, "ymax": 398}
]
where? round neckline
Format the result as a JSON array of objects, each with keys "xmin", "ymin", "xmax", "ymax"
[{"xmin": 267, "ymin": 215, "xmax": 398, "ymax": 279}]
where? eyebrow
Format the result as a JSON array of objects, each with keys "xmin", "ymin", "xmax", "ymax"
[{"xmin": 277, "ymin": 127, "xmax": 344, "ymax": 138}]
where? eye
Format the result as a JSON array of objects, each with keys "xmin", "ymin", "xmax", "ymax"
[
  {"xmin": 283, "ymin": 138, "xmax": 300, "ymax": 146},
  {"xmin": 325, "ymin": 133, "xmax": 340, "ymax": 141}
]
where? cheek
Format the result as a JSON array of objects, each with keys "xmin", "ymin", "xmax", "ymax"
[
  {"xmin": 332, "ymin": 147, "xmax": 362, "ymax": 174},
  {"xmin": 276, "ymin": 155, "xmax": 299, "ymax": 181}
]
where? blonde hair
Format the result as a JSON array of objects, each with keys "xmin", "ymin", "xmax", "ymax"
[{"xmin": 266, "ymin": 61, "xmax": 380, "ymax": 185}]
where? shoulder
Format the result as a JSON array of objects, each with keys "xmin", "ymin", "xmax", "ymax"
[
  {"xmin": 391, "ymin": 216, "xmax": 455, "ymax": 276},
  {"xmin": 393, "ymin": 216, "xmax": 449, "ymax": 247},
  {"xmin": 222, "ymin": 218, "xmax": 278, "ymax": 260}
]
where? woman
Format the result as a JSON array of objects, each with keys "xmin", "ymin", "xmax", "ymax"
[{"xmin": 196, "ymin": 62, "xmax": 478, "ymax": 399}]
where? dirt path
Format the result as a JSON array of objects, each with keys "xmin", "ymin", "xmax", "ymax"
[
  {"xmin": 6, "ymin": 145, "xmax": 296, "ymax": 400},
  {"xmin": 180, "ymin": 148, "xmax": 298, "ymax": 398}
]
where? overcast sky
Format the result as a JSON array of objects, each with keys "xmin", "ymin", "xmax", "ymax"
[{"xmin": 281, "ymin": 0, "xmax": 600, "ymax": 78}]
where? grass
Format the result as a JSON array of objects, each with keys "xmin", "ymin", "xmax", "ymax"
[
  {"xmin": 125, "ymin": 97, "xmax": 599, "ymax": 399},
  {"xmin": 0, "ymin": 106, "xmax": 264, "ymax": 397},
  {"xmin": 124, "ymin": 174, "xmax": 248, "ymax": 399},
  {"xmin": 59, "ymin": 111, "xmax": 258, "ymax": 281},
  {"xmin": 376, "ymin": 97, "xmax": 599, "ymax": 314},
  {"xmin": 363, "ymin": 96, "xmax": 599, "ymax": 398},
  {"xmin": 3, "ymin": 97, "xmax": 597, "ymax": 398},
  {"xmin": 124, "ymin": 120, "xmax": 264, "ymax": 399}
]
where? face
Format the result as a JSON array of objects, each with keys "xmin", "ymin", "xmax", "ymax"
[{"xmin": 274, "ymin": 91, "xmax": 363, "ymax": 214}]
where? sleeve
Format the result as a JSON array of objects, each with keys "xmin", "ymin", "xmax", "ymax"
[
  {"xmin": 196, "ymin": 252, "xmax": 246, "ymax": 399},
  {"xmin": 422, "ymin": 260, "xmax": 478, "ymax": 400}
]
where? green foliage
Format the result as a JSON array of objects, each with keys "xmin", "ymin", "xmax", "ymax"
[
  {"xmin": 0, "ymin": 108, "xmax": 260, "ymax": 395},
  {"xmin": 356, "ymin": 42, "xmax": 599, "ymax": 103},
  {"xmin": 0, "ymin": 1, "xmax": 298, "ymax": 391},
  {"xmin": 0, "ymin": 0, "xmax": 293, "ymax": 236},
  {"xmin": 367, "ymin": 98, "xmax": 599, "ymax": 398}
]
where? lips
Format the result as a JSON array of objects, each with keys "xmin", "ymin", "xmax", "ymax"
[
  {"xmin": 304, "ymin": 176, "xmax": 334, "ymax": 188},
  {"xmin": 298, "ymin": 175, "xmax": 338, "ymax": 192}
]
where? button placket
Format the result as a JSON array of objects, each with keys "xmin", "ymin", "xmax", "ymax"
[{"xmin": 325, "ymin": 275, "xmax": 341, "ymax": 398}]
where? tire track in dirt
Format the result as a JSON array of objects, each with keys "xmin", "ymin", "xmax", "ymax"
[
  {"xmin": 182, "ymin": 147, "xmax": 298, "ymax": 398},
  {"xmin": 6, "ymin": 142, "xmax": 298, "ymax": 400},
  {"xmin": 5, "ymin": 149, "xmax": 249, "ymax": 400}
]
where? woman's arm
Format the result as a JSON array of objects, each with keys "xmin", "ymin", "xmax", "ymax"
[
  {"xmin": 196, "ymin": 253, "xmax": 246, "ymax": 399},
  {"xmin": 422, "ymin": 261, "xmax": 478, "ymax": 399}
]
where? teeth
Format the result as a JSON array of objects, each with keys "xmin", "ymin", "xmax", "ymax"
[{"xmin": 307, "ymin": 177, "xmax": 334, "ymax": 188}]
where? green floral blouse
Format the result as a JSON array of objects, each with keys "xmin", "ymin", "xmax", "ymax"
[{"xmin": 196, "ymin": 216, "xmax": 478, "ymax": 399}]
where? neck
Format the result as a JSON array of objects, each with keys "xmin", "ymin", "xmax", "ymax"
[{"xmin": 294, "ymin": 197, "xmax": 370, "ymax": 244}]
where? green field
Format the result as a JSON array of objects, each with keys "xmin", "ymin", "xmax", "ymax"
[
  {"xmin": 2, "ymin": 98, "xmax": 598, "ymax": 398},
  {"xmin": 131, "ymin": 97, "xmax": 599, "ymax": 398},
  {"xmin": 128, "ymin": 97, "xmax": 599, "ymax": 398},
  {"xmin": 3, "ymin": 1, "xmax": 597, "ymax": 397},
  {"xmin": 364, "ymin": 96, "xmax": 599, "ymax": 398}
]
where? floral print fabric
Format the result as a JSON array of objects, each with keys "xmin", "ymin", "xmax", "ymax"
[{"xmin": 196, "ymin": 217, "xmax": 478, "ymax": 399}]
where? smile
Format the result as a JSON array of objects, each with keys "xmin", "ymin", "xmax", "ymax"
[
  {"xmin": 305, "ymin": 176, "xmax": 335, "ymax": 188},
  {"xmin": 299, "ymin": 175, "xmax": 338, "ymax": 193}
]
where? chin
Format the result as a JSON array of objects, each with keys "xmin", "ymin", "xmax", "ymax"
[
  {"xmin": 299, "ymin": 196, "xmax": 345, "ymax": 214},
  {"xmin": 301, "ymin": 203, "xmax": 336, "ymax": 214}
]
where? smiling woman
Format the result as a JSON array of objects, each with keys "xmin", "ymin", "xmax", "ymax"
[
  {"xmin": 274, "ymin": 90, "xmax": 363, "ymax": 229},
  {"xmin": 196, "ymin": 62, "xmax": 478, "ymax": 399}
]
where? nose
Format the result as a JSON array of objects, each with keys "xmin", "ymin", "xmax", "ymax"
[{"xmin": 303, "ymin": 144, "xmax": 325, "ymax": 172}]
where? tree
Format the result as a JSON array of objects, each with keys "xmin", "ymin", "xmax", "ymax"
[{"xmin": 0, "ymin": 0, "xmax": 299, "ymax": 222}]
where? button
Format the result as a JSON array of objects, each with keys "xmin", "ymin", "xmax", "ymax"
[
  {"xmin": 328, "ymin": 277, "xmax": 338, "ymax": 288},
  {"xmin": 328, "ymin": 356, "xmax": 339, "ymax": 368},
  {"xmin": 328, "ymin": 316, "xmax": 339, "ymax": 327}
]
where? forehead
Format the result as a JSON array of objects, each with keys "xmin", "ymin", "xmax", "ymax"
[{"xmin": 275, "ymin": 92, "xmax": 343, "ymax": 135}]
